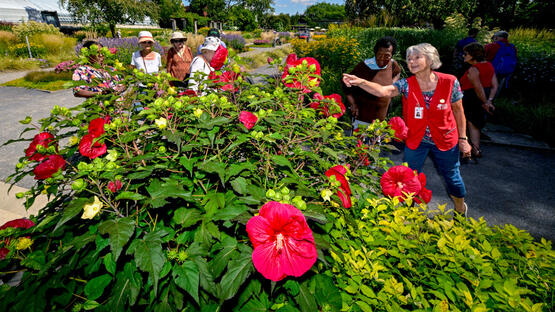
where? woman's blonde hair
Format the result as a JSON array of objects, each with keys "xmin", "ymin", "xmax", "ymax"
[{"xmin": 406, "ymin": 43, "xmax": 442, "ymax": 69}]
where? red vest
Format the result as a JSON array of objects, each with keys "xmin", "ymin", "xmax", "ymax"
[{"xmin": 402, "ymin": 72, "xmax": 459, "ymax": 151}]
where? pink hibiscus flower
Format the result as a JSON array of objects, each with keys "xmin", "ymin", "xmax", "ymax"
[
  {"xmin": 325, "ymin": 165, "xmax": 352, "ymax": 208},
  {"xmin": 210, "ymin": 45, "xmax": 228, "ymax": 70},
  {"xmin": 246, "ymin": 201, "xmax": 317, "ymax": 281},
  {"xmin": 380, "ymin": 165, "xmax": 422, "ymax": 202},
  {"xmin": 310, "ymin": 93, "xmax": 345, "ymax": 118},
  {"xmin": 239, "ymin": 111, "xmax": 258, "ymax": 130}
]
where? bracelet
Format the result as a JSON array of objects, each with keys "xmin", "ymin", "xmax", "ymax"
[
  {"xmin": 459, "ymin": 137, "xmax": 468, "ymax": 140},
  {"xmin": 488, "ymin": 98, "xmax": 494, "ymax": 101}
]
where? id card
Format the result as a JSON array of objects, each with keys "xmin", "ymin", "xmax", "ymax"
[{"xmin": 414, "ymin": 107, "xmax": 423, "ymax": 119}]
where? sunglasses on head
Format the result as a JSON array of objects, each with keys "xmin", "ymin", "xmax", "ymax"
[{"xmin": 171, "ymin": 39, "xmax": 186, "ymax": 43}]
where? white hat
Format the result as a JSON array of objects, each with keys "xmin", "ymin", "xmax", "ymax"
[
  {"xmin": 170, "ymin": 32, "xmax": 186, "ymax": 41},
  {"xmin": 138, "ymin": 31, "xmax": 154, "ymax": 43},
  {"xmin": 200, "ymin": 36, "xmax": 220, "ymax": 51}
]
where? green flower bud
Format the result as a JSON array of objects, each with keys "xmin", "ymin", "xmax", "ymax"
[
  {"xmin": 309, "ymin": 64, "xmax": 317, "ymax": 72},
  {"xmin": 16, "ymin": 162, "xmax": 24, "ymax": 169},
  {"xmin": 266, "ymin": 189, "xmax": 276, "ymax": 199},
  {"xmin": 36, "ymin": 144, "xmax": 46, "ymax": 154},
  {"xmin": 158, "ymin": 146, "xmax": 167, "ymax": 153},
  {"xmin": 282, "ymin": 194, "xmax": 290, "ymax": 202},
  {"xmin": 15, "ymin": 192, "xmax": 25, "ymax": 199},
  {"xmin": 177, "ymin": 250, "xmax": 188, "ymax": 262},
  {"xmin": 168, "ymin": 249, "xmax": 178, "ymax": 260},
  {"xmin": 280, "ymin": 186, "xmax": 290, "ymax": 195},
  {"xmin": 71, "ymin": 179, "xmax": 86, "ymax": 191}
]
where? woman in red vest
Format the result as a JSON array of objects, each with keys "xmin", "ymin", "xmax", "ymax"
[{"xmin": 343, "ymin": 43, "xmax": 471, "ymax": 216}]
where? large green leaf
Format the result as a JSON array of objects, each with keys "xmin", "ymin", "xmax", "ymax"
[
  {"xmin": 127, "ymin": 231, "xmax": 165, "ymax": 293},
  {"xmin": 199, "ymin": 116, "xmax": 230, "ymax": 129},
  {"xmin": 199, "ymin": 161, "xmax": 226, "ymax": 185},
  {"xmin": 173, "ymin": 261, "xmax": 200, "ymax": 304},
  {"xmin": 84, "ymin": 274, "xmax": 112, "ymax": 301},
  {"xmin": 147, "ymin": 178, "xmax": 192, "ymax": 208},
  {"xmin": 230, "ymin": 177, "xmax": 248, "ymax": 195},
  {"xmin": 53, "ymin": 198, "xmax": 90, "ymax": 232},
  {"xmin": 172, "ymin": 208, "xmax": 202, "ymax": 228},
  {"xmin": 98, "ymin": 217, "xmax": 135, "ymax": 261},
  {"xmin": 296, "ymin": 283, "xmax": 317, "ymax": 312},
  {"xmin": 314, "ymin": 275, "xmax": 342, "ymax": 310},
  {"xmin": 115, "ymin": 191, "xmax": 146, "ymax": 201},
  {"xmin": 225, "ymin": 162, "xmax": 256, "ymax": 182},
  {"xmin": 219, "ymin": 253, "xmax": 253, "ymax": 300},
  {"xmin": 105, "ymin": 262, "xmax": 142, "ymax": 310},
  {"xmin": 209, "ymin": 236, "xmax": 238, "ymax": 277}
]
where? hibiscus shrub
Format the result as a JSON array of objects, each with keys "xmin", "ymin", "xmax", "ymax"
[{"xmin": 0, "ymin": 50, "xmax": 553, "ymax": 312}]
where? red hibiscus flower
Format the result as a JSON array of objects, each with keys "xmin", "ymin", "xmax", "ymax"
[
  {"xmin": 388, "ymin": 117, "xmax": 408, "ymax": 142},
  {"xmin": 79, "ymin": 134, "xmax": 107, "ymax": 159},
  {"xmin": 325, "ymin": 165, "xmax": 352, "ymax": 208},
  {"xmin": 210, "ymin": 45, "xmax": 228, "ymax": 70},
  {"xmin": 414, "ymin": 172, "xmax": 432, "ymax": 204},
  {"xmin": 178, "ymin": 89, "xmax": 197, "ymax": 97},
  {"xmin": 246, "ymin": 201, "xmax": 317, "ymax": 281},
  {"xmin": 107, "ymin": 180, "xmax": 122, "ymax": 193},
  {"xmin": 33, "ymin": 154, "xmax": 65, "ymax": 180},
  {"xmin": 380, "ymin": 165, "xmax": 422, "ymax": 202},
  {"xmin": 310, "ymin": 93, "xmax": 345, "ymax": 118},
  {"xmin": 239, "ymin": 111, "xmax": 258, "ymax": 130},
  {"xmin": 211, "ymin": 71, "xmax": 239, "ymax": 92},
  {"xmin": 0, "ymin": 248, "xmax": 8, "ymax": 260},
  {"xmin": 88, "ymin": 117, "xmax": 107, "ymax": 138},
  {"xmin": 0, "ymin": 218, "xmax": 35, "ymax": 230},
  {"xmin": 25, "ymin": 132, "xmax": 55, "ymax": 162},
  {"xmin": 281, "ymin": 54, "xmax": 321, "ymax": 93}
]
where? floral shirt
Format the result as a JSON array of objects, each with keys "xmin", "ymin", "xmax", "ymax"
[
  {"xmin": 393, "ymin": 77, "xmax": 463, "ymax": 144},
  {"xmin": 72, "ymin": 65, "xmax": 120, "ymax": 95}
]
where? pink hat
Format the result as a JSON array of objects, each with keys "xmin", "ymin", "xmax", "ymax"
[{"xmin": 138, "ymin": 31, "xmax": 154, "ymax": 43}]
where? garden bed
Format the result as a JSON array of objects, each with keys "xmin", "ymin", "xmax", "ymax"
[{"xmin": 1, "ymin": 70, "xmax": 76, "ymax": 91}]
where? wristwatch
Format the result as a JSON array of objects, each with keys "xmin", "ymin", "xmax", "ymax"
[{"xmin": 459, "ymin": 137, "xmax": 468, "ymax": 140}]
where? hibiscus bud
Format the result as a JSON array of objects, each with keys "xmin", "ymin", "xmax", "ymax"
[
  {"xmin": 232, "ymin": 64, "xmax": 241, "ymax": 74},
  {"xmin": 155, "ymin": 117, "xmax": 167, "ymax": 130},
  {"xmin": 266, "ymin": 189, "xmax": 276, "ymax": 199},
  {"xmin": 16, "ymin": 237, "xmax": 33, "ymax": 250},
  {"xmin": 158, "ymin": 146, "xmax": 167, "ymax": 153},
  {"xmin": 16, "ymin": 162, "xmax": 24, "ymax": 169},
  {"xmin": 280, "ymin": 187, "xmax": 290, "ymax": 195},
  {"xmin": 167, "ymin": 249, "xmax": 178, "ymax": 260},
  {"xmin": 302, "ymin": 59, "xmax": 308, "ymax": 66},
  {"xmin": 267, "ymin": 57, "xmax": 273, "ymax": 64},
  {"xmin": 19, "ymin": 116, "xmax": 32, "ymax": 124},
  {"xmin": 16, "ymin": 192, "xmax": 25, "ymax": 199},
  {"xmin": 46, "ymin": 145, "xmax": 56, "ymax": 154},
  {"xmin": 36, "ymin": 144, "xmax": 46, "ymax": 154},
  {"xmin": 309, "ymin": 78, "xmax": 318, "ymax": 87},
  {"xmin": 168, "ymin": 87, "xmax": 176, "ymax": 95},
  {"xmin": 194, "ymin": 108, "xmax": 203, "ymax": 118},
  {"xmin": 71, "ymin": 179, "xmax": 86, "ymax": 191},
  {"xmin": 309, "ymin": 64, "xmax": 317, "ymax": 72},
  {"xmin": 288, "ymin": 67, "xmax": 296, "ymax": 74},
  {"xmin": 177, "ymin": 250, "xmax": 188, "ymax": 262},
  {"xmin": 282, "ymin": 194, "xmax": 291, "ymax": 202}
]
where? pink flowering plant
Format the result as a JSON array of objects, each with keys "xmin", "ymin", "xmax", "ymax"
[{"xmin": 0, "ymin": 51, "xmax": 553, "ymax": 312}]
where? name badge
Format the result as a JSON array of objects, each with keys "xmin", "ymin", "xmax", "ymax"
[{"xmin": 414, "ymin": 107, "xmax": 423, "ymax": 119}]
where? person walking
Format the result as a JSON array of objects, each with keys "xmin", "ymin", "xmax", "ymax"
[
  {"xmin": 342, "ymin": 36, "xmax": 401, "ymax": 129},
  {"xmin": 460, "ymin": 42, "xmax": 498, "ymax": 159},
  {"xmin": 343, "ymin": 43, "xmax": 471, "ymax": 215},
  {"xmin": 166, "ymin": 32, "xmax": 193, "ymax": 88},
  {"xmin": 485, "ymin": 31, "xmax": 517, "ymax": 94},
  {"xmin": 131, "ymin": 31, "xmax": 162, "ymax": 74},
  {"xmin": 453, "ymin": 28, "xmax": 479, "ymax": 78}
]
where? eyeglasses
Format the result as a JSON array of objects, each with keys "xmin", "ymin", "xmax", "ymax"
[
  {"xmin": 140, "ymin": 41, "xmax": 154, "ymax": 45},
  {"xmin": 171, "ymin": 39, "xmax": 186, "ymax": 43}
]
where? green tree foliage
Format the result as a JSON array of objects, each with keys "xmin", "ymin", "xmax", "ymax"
[
  {"xmin": 188, "ymin": 0, "xmax": 228, "ymax": 21},
  {"xmin": 228, "ymin": 6, "xmax": 258, "ymax": 31},
  {"xmin": 155, "ymin": 0, "xmax": 187, "ymax": 28},
  {"xmin": 265, "ymin": 13, "xmax": 291, "ymax": 31},
  {"xmin": 304, "ymin": 2, "xmax": 346, "ymax": 28},
  {"xmin": 61, "ymin": 0, "xmax": 159, "ymax": 38}
]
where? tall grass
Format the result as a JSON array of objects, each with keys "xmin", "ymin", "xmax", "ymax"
[
  {"xmin": 260, "ymin": 31, "xmax": 275, "ymax": 42},
  {"xmin": 0, "ymin": 30, "xmax": 16, "ymax": 54},
  {"xmin": 184, "ymin": 33, "xmax": 204, "ymax": 54}
]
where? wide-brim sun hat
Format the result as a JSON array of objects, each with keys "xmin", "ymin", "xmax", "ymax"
[
  {"xmin": 171, "ymin": 32, "xmax": 186, "ymax": 41},
  {"xmin": 138, "ymin": 31, "xmax": 154, "ymax": 43},
  {"xmin": 200, "ymin": 36, "xmax": 219, "ymax": 52}
]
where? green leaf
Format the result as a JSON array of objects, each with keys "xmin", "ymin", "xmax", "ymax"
[
  {"xmin": 172, "ymin": 208, "xmax": 202, "ymax": 228},
  {"xmin": 210, "ymin": 237, "xmax": 238, "ymax": 277},
  {"xmin": 115, "ymin": 191, "xmax": 146, "ymax": 201},
  {"xmin": 199, "ymin": 116, "xmax": 230, "ymax": 129},
  {"xmin": 355, "ymin": 300, "xmax": 373, "ymax": 312},
  {"xmin": 127, "ymin": 231, "xmax": 165, "ymax": 294},
  {"xmin": 83, "ymin": 300, "xmax": 100, "ymax": 310},
  {"xmin": 230, "ymin": 177, "xmax": 248, "ymax": 195},
  {"xmin": 98, "ymin": 217, "xmax": 135, "ymax": 261},
  {"xmin": 84, "ymin": 274, "xmax": 112, "ymax": 301},
  {"xmin": 173, "ymin": 261, "xmax": 200, "ymax": 304},
  {"xmin": 212, "ymin": 204, "xmax": 248, "ymax": 221},
  {"xmin": 271, "ymin": 154, "xmax": 293, "ymax": 169},
  {"xmin": 127, "ymin": 169, "xmax": 153, "ymax": 180},
  {"xmin": 203, "ymin": 192, "xmax": 225, "ymax": 218},
  {"xmin": 147, "ymin": 178, "xmax": 192, "ymax": 208},
  {"xmin": 103, "ymin": 253, "xmax": 116, "ymax": 275},
  {"xmin": 54, "ymin": 198, "xmax": 90, "ymax": 232},
  {"xmin": 296, "ymin": 283, "xmax": 317, "ymax": 312},
  {"xmin": 179, "ymin": 156, "xmax": 198, "ymax": 175},
  {"xmin": 220, "ymin": 253, "xmax": 253, "ymax": 300},
  {"xmin": 283, "ymin": 280, "xmax": 300, "ymax": 296},
  {"xmin": 226, "ymin": 162, "xmax": 256, "ymax": 181},
  {"xmin": 199, "ymin": 161, "xmax": 226, "ymax": 185},
  {"xmin": 314, "ymin": 275, "xmax": 342, "ymax": 310}
]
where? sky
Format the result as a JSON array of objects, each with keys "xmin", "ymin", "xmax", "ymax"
[{"xmin": 273, "ymin": 0, "xmax": 344, "ymax": 15}]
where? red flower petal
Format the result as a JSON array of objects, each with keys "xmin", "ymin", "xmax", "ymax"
[
  {"xmin": 79, "ymin": 134, "xmax": 107, "ymax": 159},
  {"xmin": 25, "ymin": 132, "xmax": 55, "ymax": 162},
  {"xmin": 325, "ymin": 165, "xmax": 352, "ymax": 208},
  {"xmin": 380, "ymin": 165, "xmax": 421, "ymax": 201},
  {"xmin": 33, "ymin": 155, "xmax": 65, "ymax": 180},
  {"xmin": 107, "ymin": 180, "xmax": 122, "ymax": 193},
  {"xmin": 88, "ymin": 118, "xmax": 106, "ymax": 138},
  {"xmin": 239, "ymin": 111, "xmax": 258, "ymax": 130},
  {"xmin": 210, "ymin": 45, "xmax": 228, "ymax": 70},
  {"xmin": 0, "ymin": 247, "xmax": 8, "ymax": 260},
  {"xmin": 415, "ymin": 187, "xmax": 432, "ymax": 204},
  {"xmin": 246, "ymin": 201, "xmax": 317, "ymax": 281},
  {"xmin": 0, "ymin": 218, "xmax": 35, "ymax": 230},
  {"xmin": 388, "ymin": 117, "xmax": 408, "ymax": 142}
]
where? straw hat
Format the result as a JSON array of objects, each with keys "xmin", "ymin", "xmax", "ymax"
[
  {"xmin": 138, "ymin": 31, "xmax": 154, "ymax": 43},
  {"xmin": 170, "ymin": 32, "xmax": 186, "ymax": 41}
]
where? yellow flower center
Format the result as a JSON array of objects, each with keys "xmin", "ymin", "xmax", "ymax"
[
  {"xmin": 397, "ymin": 182, "xmax": 404, "ymax": 189},
  {"xmin": 275, "ymin": 233, "xmax": 285, "ymax": 251}
]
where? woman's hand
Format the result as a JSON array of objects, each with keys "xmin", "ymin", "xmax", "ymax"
[
  {"xmin": 342, "ymin": 74, "xmax": 365, "ymax": 88},
  {"xmin": 482, "ymin": 100, "xmax": 495, "ymax": 115}
]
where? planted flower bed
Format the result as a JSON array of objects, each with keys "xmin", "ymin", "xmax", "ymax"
[{"xmin": 0, "ymin": 48, "xmax": 553, "ymax": 312}]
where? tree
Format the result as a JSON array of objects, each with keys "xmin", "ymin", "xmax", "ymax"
[
  {"xmin": 266, "ymin": 13, "xmax": 291, "ymax": 31},
  {"xmin": 227, "ymin": 0, "xmax": 274, "ymax": 27},
  {"xmin": 304, "ymin": 2, "xmax": 345, "ymax": 27},
  {"xmin": 155, "ymin": 0, "xmax": 187, "ymax": 28},
  {"xmin": 188, "ymin": 0, "xmax": 228, "ymax": 21},
  {"xmin": 61, "ymin": 0, "xmax": 159, "ymax": 37},
  {"xmin": 228, "ymin": 5, "xmax": 257, "ymax": 31}
]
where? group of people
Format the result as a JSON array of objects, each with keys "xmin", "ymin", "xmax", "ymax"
[
  {"xmin": 73, "ymin": 28, "xmax": 227, "ymax": 98},
  {"xmin": 342, "ymin": 31, "xmax": 517, "ymax": 216}
]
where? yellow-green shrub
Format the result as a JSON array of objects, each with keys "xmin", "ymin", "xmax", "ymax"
[
  {"xmin": 0, "ymin": 30, "xmax": 16, "ymax": 53},
  {"xmin": 260, "ymin": 31, "xmax": 275, "ymax": 41},
  {"xmin": 313, "ymin": 34, "xmax": 327, "ymax": 40},
  {"xmin": 12, "ymin": 21, "xmax": 61, "ymax": 40},
  {"xmin": 197, "ymin": 27, "xmax": 210, "ymax": 36},
  {"xmin": 29, "ymin": 33, "xmax": 76, "ymax": 55},
  {"xmin": 0, "ymin": 56, "xmax": 41, "ymax": 71}
]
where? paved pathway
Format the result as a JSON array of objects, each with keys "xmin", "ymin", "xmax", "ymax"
[
  {"xmin": 0, "ymin": 70, "xmax": 553, "ymax": 241},
  {"xmin": 238, "ymin": 43, "xmax": 291, "ymax": 58}
]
